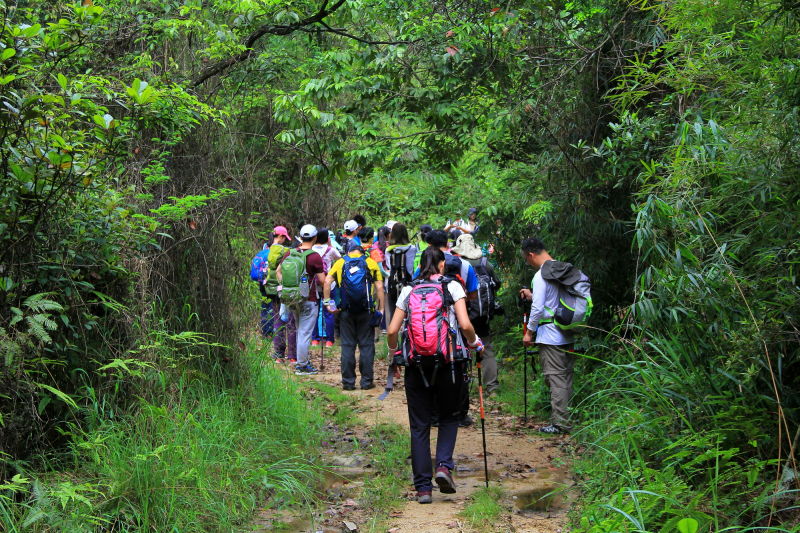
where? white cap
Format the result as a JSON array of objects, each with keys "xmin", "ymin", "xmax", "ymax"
[
  {"xmin": 386, "ymin": 220, "xmax": 398, "ymax": 230},
  {"xmin": 343, "ymin": 220, "xmax": 358, "ymax": 232},
  {"xmin": 299, "ymin": 224, "xmax": 318, "ymax": 238}
]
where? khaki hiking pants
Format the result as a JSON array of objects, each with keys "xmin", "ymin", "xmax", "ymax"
[{"xmin": 538, "ymin": 344, "xmax": 575, "ymax": 430}]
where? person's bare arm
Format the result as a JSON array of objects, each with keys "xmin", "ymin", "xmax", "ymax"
[
  {"xmin": 453, "ymin": 299, "xmax": 477, "ymax": 345},
  {"xmin": 387, "ymin": 307, "xmax": 405, "ymax": 348},
  {"xmin": 374, "ymin": 279, "xmax": 385, "ymax": 313},
  {"xmin": 323, "ymin": 273, "xmax": 334, "ymax": 301}
]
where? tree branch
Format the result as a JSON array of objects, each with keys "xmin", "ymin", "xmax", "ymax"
[
  {"xmin": 193, "ymin": 0, "xmax": 347, "ymax": 86},
  {"xmin": 313, "ymin": 21, "xmax": 419, "ymax": 45}
]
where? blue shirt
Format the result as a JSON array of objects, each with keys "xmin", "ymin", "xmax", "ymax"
[{"xmin": 413, "ymin": 252, "xmax": 478, "ymax": 294}]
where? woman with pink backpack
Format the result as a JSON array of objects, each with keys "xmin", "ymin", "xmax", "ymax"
[{"xmin": 386, "ymin": 247, "xmax": 484, "ymax": 504}]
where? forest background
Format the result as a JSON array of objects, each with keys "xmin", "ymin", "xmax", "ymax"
[{"xmin": 1, "ymin": 0, "xmax": 798, "ymax": 530}]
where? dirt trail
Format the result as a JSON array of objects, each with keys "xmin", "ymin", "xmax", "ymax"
[{"xmin": 258, "ymin": 344, "xmax": 572, "ymax": 533}]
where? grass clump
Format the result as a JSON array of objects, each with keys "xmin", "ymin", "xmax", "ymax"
[
  {"xmin": 461, "ymin": 486, "xmax": 504, "ymax": 531},
  {"xmin": 360, "ymin": 423, "xmax": 409, "ymax": 531},
  {"xmin": 1, "ymin": 351, "xmax": 325, "ymax": 532}
]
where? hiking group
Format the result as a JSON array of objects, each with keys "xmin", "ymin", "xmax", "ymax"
[{"xmin": 250, "ymin": 212, "xmax": 591, "ymax": 504}]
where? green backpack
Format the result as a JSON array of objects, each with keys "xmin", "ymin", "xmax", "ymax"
[
  {"xmin": 264, "ymin": 244, "xmax": 290, "ymax": 296},
  {"xmin": 281, "ymin": 249, "xmax": 314, "ymax": 309}
]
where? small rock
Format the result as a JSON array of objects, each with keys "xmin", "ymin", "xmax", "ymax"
[
  {"xmin": 343, "ymin": 520, "xmax": 358, "ymax": 532},
  {"xmin": 343, "ymin": 498, "xmax": 358, "ymax": 507},
  {"xmin": 388, "ymin": 529, "xmax": 400, "ymax": 533}
]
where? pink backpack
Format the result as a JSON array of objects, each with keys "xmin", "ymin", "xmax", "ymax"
[{"xmin": 402, "ymin": 279, "xmax": 453, "ymax": 363}]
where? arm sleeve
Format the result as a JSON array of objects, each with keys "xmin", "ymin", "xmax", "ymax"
[{"xmin": 528, "ymin": 273, "xmax": 546, "ymax": 331}]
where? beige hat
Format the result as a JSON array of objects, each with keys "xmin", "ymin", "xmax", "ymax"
[{"xmin": 451, "ymin": 233, "xmax": 483, "ymax": 260}]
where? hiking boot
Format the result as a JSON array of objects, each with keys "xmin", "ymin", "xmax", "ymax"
[
  {"xmin": 417, "ymin": 491, "xmax": 432, "ymax": 504},
  {"xmin": 435, "ymin": 466, "xmax": 456, "ymax": 494},
  {"xmin": 361, "ymin": 383, "xmax": 376, "ymax": 390},
  {"xmin": 294, "ymin": 364, "xmax": 319, "ymax": 375},
  {"xmin": 325, "ymin": 340, "xmax": 334, "ymax": 348},
  {"xmin": 459, "ymin": 414, "xmax": 474, "ymax": 427},
  {"xmin": 311, "ymin": 340, "xmax": 320, "ymax": 347},
  {"xmin": 287, "ymin": 358, "xmax": 297, "ymax": 364},
  {"xmin": 538, "ymin": 424, "xmax": 568, "ymax": 435},
  {"xmin": 342, "ymin": 385, "xmax": 356, "ymax": 391}
]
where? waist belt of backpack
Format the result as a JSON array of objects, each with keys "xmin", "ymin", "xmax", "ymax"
[{"xmin": 539, "ymin": 318, "xmax": 555, "ymax": 325}]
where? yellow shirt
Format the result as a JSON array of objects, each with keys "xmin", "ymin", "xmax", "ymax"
[{"xmin": 328, "ymin": 252, "xmax": 384, "ymax": 284}]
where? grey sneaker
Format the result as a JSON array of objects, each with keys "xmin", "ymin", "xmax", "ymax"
[{"xmin": 417, "ymin": 491, "xmax": 432, "ymax": 504}]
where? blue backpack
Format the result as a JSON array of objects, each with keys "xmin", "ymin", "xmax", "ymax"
[
  {"xmin": 340, "ymin": 254, "xmax": 373, "ymax": 313},
  {"xmin": 249, "ymin": 244, "xmax": 270, "ymax": 282}
]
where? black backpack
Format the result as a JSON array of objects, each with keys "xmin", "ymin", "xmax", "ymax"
[
  {"xmin": 468, "ymin": 257, "xmax": 496, "ymax": 321},
  {"xmin": 387, "ymin": 246, "xmax": 413, "ymax": 301}
]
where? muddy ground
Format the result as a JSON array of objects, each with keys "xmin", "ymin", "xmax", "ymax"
[{"xmin": 252, "ymin": 343, "xmax": 574, "ymax": 533}]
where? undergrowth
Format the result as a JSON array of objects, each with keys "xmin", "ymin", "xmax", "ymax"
[{"xmin": 0, "ymin": 345, "xmax": 325, "ymax": 532}]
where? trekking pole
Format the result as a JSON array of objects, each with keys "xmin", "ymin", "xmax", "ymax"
[
  {"xmin": 476, "ymin": 354, "xmax": 489, "ymax": 488},
  {"xmin": 522, "ymin": 310, "xmax": 529, "ymax": 423}
]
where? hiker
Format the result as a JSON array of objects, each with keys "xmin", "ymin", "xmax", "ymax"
[
  {"xmin": 412, "ymin": 224, "xmax": 433, "ymax": 271},
  {"xmin": 263, "ymin": 226, "xmax": 297, "ymax": 363},
  {"xmin": 520, "ymin": 237, "xmax": 575, "ymax": 434},
  {"xmin": 311, "ymin": 228, "xmax": 341, "ymax": 348},
  {"xmin": 417, "ymin": 229, "xmax": 479, "ymax": 301},
  {"xmin": 386, "ymin": 247, "xmax": 484, "ymax": 504},
  {"xmin": 444, "ymin": 207, "xmax": 479, "ymax": 235},
  {"xmin": 452, "ymin": 233, "xmax": 501, "ymax": 395},
  {"xmin": 353, "ymin": 214, "xmax": 367, "ymax": 235},
  {"xmin": 322, "ymin": 240, "xmax": 385, "ymax": 390},
  {"xmin": 383, "ymin": 223, "xmax": 417, "ymax": 330},
  {"xmin": 342, "ymin": 220, "xmax": 362, "ymax": 247},
  {"xmin": 279, "ymin": 224, "xmax": 326, "ymax": 375}
]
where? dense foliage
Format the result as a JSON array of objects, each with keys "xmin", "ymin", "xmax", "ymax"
[{"xmin": 1, "ymin": 0, "xmax": 798, "ymax": 530}]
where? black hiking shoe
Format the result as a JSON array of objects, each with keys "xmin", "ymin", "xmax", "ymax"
[
  {"xmin": 417, "ymin": 491, "xmax": 432, "ymax": 504},
  {"xmin": 458, "ymin": 414, "xmax": 474, "ymax": 427},
  {"xmin": 435, "ymin": 466, "xmax": 456, "ymax": 494},
  {"xmin": 538, "ymin": 424, "xmax": 568, "ymax": 435},
  {"xmin": 361, "ymin": 383, "xmax": 376, "ymax": 390},
  {"xmin": 342, "ymin": 385, "xmax": 356, "ymax": 391},
  {"xmin": 294, "ymin": 363, "xmax": 319, "ymax": 375}
]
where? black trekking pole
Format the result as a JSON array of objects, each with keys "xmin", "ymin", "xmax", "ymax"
[
  {"xmin": 476, "ymin": 355, "xmax": 490, "ymax": 488},
  {"xmin": 522, "ymin": 310, "xmax": 529, "ymax": 423}
]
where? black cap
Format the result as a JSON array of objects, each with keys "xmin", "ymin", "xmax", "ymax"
[{"xmin": 419, "ymin": 224, "xmax": 433, "ymax": 234}]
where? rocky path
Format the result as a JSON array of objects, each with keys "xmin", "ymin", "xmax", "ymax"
[{"xmin": 255, "ymin": 343, "xmax": 573, "ymax": 533}]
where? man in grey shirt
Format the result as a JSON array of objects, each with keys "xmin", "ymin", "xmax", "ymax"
[{"xmin": 520, "ymin": 237, "xmax": 575, "ymax": 434}]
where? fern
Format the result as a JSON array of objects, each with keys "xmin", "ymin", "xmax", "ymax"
[
  {"xmin": 22, "ymin": 293, "xmax": 64, "ymax": 314},
  {"xmin": 6, "ymin": 293, "xmax": 65, "ymax": 345}
]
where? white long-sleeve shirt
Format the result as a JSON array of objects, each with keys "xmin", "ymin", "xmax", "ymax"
[{"xmin": 527, "ymin": 269, "xmax": 574, "ymax": 346}]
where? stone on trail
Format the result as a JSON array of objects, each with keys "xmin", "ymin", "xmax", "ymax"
[{"xmin": 342, "ymin": 520, "xmax": 358, "ymax": 531}]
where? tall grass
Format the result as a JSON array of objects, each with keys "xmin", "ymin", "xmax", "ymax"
[
  {"xmin": 0, "ymin": 346, "xmax": 324, "ymax": 532},
  {"xmin": 569, "ymin": 330, "xmax": 797, "ymax": 532}
]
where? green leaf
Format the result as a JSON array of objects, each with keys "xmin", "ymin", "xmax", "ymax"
[
  {"xmin": 56, "ymin": 72, "xmax": 67, "ymax": 90},
  {"xmin": 1, "ymin": 48, "xmax": 16, "ymax": 61},
  {"xmin": 677, "ymin": 518, "xmax": 699, "ymax": 533},
  {"xmin": 34, "ymin": 383, "xmax": 78, "ymax": 409}
]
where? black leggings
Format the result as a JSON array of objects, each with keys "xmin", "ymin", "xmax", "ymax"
[{"xmin": 404, "ymin": 360, "xmax": 467, "ymax": 491}]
